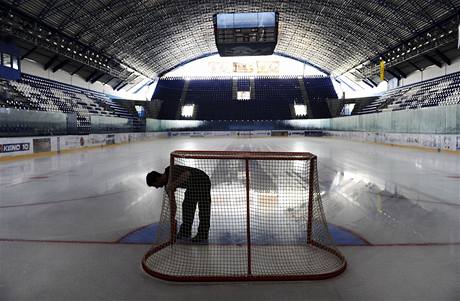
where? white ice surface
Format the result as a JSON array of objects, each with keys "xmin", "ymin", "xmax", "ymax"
[{"xmin": 0, "ymin": 136, "xmax": 459, "ymax": 300}]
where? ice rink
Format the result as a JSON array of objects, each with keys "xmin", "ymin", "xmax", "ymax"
[{"xmin": 1, "ymin": 136, "xmax": 459, "ymax": 300}]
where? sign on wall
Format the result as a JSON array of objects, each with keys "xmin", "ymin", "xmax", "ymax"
[
  {"xmin": 33, "ymin": 138, "xmax": 51, "ymax": 153},
  {"xmin": 0, "ymin": 143, "xmax": 30, "ymax": 153}
]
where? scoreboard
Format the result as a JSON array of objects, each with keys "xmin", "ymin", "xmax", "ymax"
[{"xmin": 213, "ymin": 12, "xmax": 279, "ymax": 57}]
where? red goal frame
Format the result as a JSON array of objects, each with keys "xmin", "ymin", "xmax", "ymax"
[{"xmin": 142, "ymin": 150, "xmax": 347, "ymax": 281}]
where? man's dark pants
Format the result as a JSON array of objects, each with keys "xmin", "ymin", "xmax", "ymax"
[{"xmin": 178, "ymin": 177, "xmax": 211, "ymax": 239}]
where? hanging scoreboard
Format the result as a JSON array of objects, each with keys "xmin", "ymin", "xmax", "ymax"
[{"xmin": 214, "ymin": 12, "xmax": 279, "ymax": 57}]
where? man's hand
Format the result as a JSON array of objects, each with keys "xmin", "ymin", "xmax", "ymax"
[
  {"xmin": 165, "ymin": 183, "xmax": 175, "ymax": 192},
  {"xmin": 165, "ymin": 185, "xmax": 175, "ymax": 199}
]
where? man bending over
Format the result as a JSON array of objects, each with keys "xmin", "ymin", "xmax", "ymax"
[{"xmin": 146, "ymin": 165, "xmax": 211, "ymax": 243}]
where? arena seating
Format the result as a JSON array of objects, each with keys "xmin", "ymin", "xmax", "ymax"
[
  {"xmin": 237, "ymin": 78, "xmax": 250, "ymax": 91},
  {"xmin": 304, "ymin": 77, "xmax": 337, "ymax": 100},
  {"xmin": 0, "ymin": 80, "xmax": 36, "ymax": 111},
  {"xmin": 186, "ymin": 79, "xmax": 233, "ymax": 119},
  {"xmin": 0, "ymin": 74, "xmax": 132, "ymax": 116},
  {"xmin": 303, "ymin": 77, "xmax": 336, "ymax": 118},
  {"xmin": 252, "ymin": 78, "xmax": 303, "ymax": 120},
  {"xmin": 154, "ymin": 76, "xmax": 336, "ymax": 120},
  {"xmin": 0, "ymin": 74, "xmax": 133, "ymax": 134},
  {"xmin": 153, "ymin": 78, "xmax": 185, "ymax": 119},
  {"xmin": 359, "ymin": 72, "xmax": 460, "ymax": 114}
]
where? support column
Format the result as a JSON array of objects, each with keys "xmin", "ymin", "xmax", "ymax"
[{"xmin": 245, "ymin": 159, "xmax": 252, "ymax": 276}]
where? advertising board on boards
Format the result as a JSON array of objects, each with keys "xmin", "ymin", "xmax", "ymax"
[
  {"xmin": 33, "ymin": 138, "xmax": 51, "ymax": 153},
  {"xmin": 0, "ymin": 142, "xmax": 30, "ymax": 153}
]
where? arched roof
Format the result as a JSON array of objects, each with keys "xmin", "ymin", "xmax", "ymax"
[{"xmin": 1, "ymin": 0, "xmax": 459, "ymax": 80}]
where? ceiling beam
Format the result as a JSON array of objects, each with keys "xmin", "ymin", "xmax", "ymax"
[
  {"xmin": 435, "ymin": 50, "xmax": 451, "ymax": 65},
  {"xmin": 362, "ymin": 79, "xmax": 375, "ymax": 88},
  {"xmin": 113, "ymin": 81, "xmax": 124, "ymax": 91},
  {"xmin": 90, "ymin": 72, "xmax": 105, "ymax": 84},
  {"xmin": 345, "ymin": 10, "xmax": 458, "ymax": 76},
  {"xmin": 408, "ymin": 61, "xmax": 423, "ymax": 72},
  {"xmin": 44, "ymin": 54, "xmax": 59, "ymax": 70},
  {"xmin": 71, "ymin": 64, "xmax": 86, "ymax": 75},
  {"xmin": 85, "ymin": 70, "xmax": 99, "ymax": 82},
  {"xmin": 21, "ymin": 46, "xmax": 37, "ymax": 60},
  {"xmin": 103, "ymin": 76, "xmax": 115, "ymax": 85},
  {"xmin": 393, "ymin": 67, "xmax": 407, "ymax": 79},
  {"xmin": 116, "ymin": 83, "xmax": 128, "ymax": 91},
  {"xmin": 424, "ymin": 54, "xmax": 443, "ymax": 68},
  {"xmin": 386, "ymin": 69, "xmax": 401, "ymax": 80},
  {"xmin": 52, "ymin": 59, "xmax": 69, "ymax": 73},
  {"xmin": 367, "ymin": 78, "xmax": 378, "ymax": 87},
  {"xmin": 0, "ymin": 2, "xmax": 131, "ymax": 79}
]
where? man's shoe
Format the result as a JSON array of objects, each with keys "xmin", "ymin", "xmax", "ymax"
[
  {"xmin": 191, "ymin": 234, "xmax": 208, "ymax": 244},
  {"xmin": 176, "ymin": 230, "xmax": 191, "ymax": 240}
]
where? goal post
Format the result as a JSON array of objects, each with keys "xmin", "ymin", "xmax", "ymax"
[{"xmin": 142, "ymin": 150, "xmax": 346, "ymax": 281}]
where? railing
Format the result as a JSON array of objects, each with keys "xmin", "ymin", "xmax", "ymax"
[
  {"xmin": 0, "ymin": 108, "xmax": 67, "ymax": 137},
  {"xmin": 0, "ymin": 108, "xmax": 132, "ymax": 137},
  {"xmin": 2, "ymin": 104, "xmax": 459, "ymax": 137},
  {"xmin": 146, "ymin": 104, "xmax": 460, "ymax": 134},
  {"xmin": 90, "ymin": 115, "xmax": 132, "ymax": 134}
]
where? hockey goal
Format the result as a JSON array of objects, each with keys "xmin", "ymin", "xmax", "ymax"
[{"xmin": 142, "ymin": 150, "xmax": 346, "ymax": 281}]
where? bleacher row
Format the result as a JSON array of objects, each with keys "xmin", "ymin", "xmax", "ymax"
[
  {"xmin": 237, "ymin": 78, "xmax": 250, "ymax": 91},
  {"xmin": 3, "ymin": 71, "xmax": 458, "ymax": 135},
  {"xmin": 153, "ymin": 77, "xmax": 337, "ymax": 120},
  {"xmin": 359, "ymin": 71, "xmax": 460, "ymax": 114},
  {"xmin": 186, "ymin": 79, "xmax": 235, "ymax": 119},
  {"xmin": 0, "ymin": 74, "xmax": 132, "ymax": 133},
  {"xmin": 304, "ymin": 78, "xmax": 336, "ymax": 118},
  {"xmin": 153, "ymin": 79, "xmax": 184, "ymax": 119}
]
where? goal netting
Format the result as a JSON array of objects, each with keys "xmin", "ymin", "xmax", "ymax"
[{"xmin": 142, "ymin": 150, "xmax": 346, "ymax": 281}]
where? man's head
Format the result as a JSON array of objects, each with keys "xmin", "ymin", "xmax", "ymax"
[{"xmin": 146, "ymin": 171, "xmax": 167, "ymax": 188}]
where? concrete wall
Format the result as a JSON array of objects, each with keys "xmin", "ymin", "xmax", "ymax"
[{"xmin": 399, "ymin": 56, "xmax": 460, "ymax": 87}]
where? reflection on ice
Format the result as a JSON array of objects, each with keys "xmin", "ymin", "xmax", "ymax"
[{"xmin": 323, "ymin": 169, "xmax": 460, "ymax": 245}]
